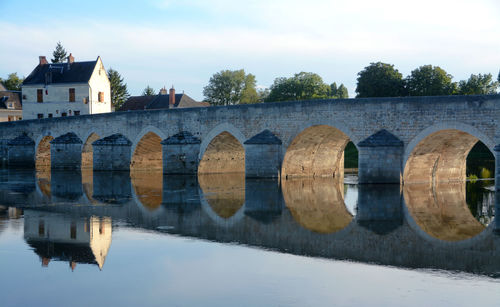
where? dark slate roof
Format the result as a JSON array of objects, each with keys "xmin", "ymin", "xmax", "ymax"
[
  {"xmin": 26, "ymin": 239, "xmax": 98, "ymax": 266},
  {"xmin": 161, "ymin": 131, "xmax": 201, "ymax": 145},
  {"xmin": 244, "ymin": 129, "xmax": 282, "ymax": 145},
  {"xmin": 50, "ymin": 132, "xmax": 82, "ymax": 144},
  {"xmin": 357, "ymin": 129, "xmax": 403, "ymax": 147},
  {"xmin": 23, "ymin": 60, "xmax": 98, "ymax": 85},
  {"xmin": 0, "ymin": 91, "xmax": 22, "ymax": 110},
  {"xmin": 93, "ymin": 133, "xmax": 132, "ymax": 146},
  {"xmin": 118, "ymin": 93, "xmax": 208, "ymax": 111},
  {"xmin": 8, "ymin": 134, "xmax": 35, "ymax": 145}
]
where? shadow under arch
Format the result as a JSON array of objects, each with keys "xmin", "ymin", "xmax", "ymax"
[
  {"xmin": 198, "ymin": 124, "xmax": 245, "ymax": 174},
  {"xmin": 404, "ymin": 123, "xmax": 495, "ymax": 184},
  {"xmin": 403, "ymin": 181, "xmax": 489, "ymax": 242},
  {"xmin": 282, "ymin": 177, "xmax": 354, "ymax": 234},
  {"xmin": 282, "ymin": 125, "xmax": 354, "ymax": 178},
  {"xmin": 198, "ymin": 173, "xmax": 246, "ymax": 226}
]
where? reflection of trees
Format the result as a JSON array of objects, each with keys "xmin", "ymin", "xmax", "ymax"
[
  {"xmin": 282, "ymin": 177, "xmax": 352, "ymax": 234},
  {"xmin": 404, "ymin": 182, "xmax": 485, "ymax": 241},
  {"xmin": 131, "ymin": 171, "xmax": 163, "ymax": 211},
  {"xmin": 198, "ymin": 173, "xmax": 245, "ymax": 218}
]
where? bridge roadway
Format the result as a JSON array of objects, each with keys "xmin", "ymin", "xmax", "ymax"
[
  {"xmin": 1, "ymin": 95, "xmax": 500, "ymax": 184},
  {"xmin": 1, "ymin": 170, "xmax": 500, "ymax": 276}
]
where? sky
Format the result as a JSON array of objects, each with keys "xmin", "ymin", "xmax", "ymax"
[{"xmin": 0, "ymin": 0, "xmax": 499, "ymax": 100}]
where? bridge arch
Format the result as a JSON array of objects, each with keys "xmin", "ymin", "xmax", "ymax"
[
  {"xmin": 130, "ymin": 126, "xmax": 166, "ymax": 171},
  {"xmin": 81, "ymin": 131, "xmax": 101, "ymax": 169},
  {"xmin": 35, "ymin": 134, "xmax": 54, "ymax": 171},
  {"xmin": 198, "ymin": 123, "xmax": 246, "ymax": 174},
  {"xmin": 403, "ymin": 122, "xmax": 495, "ymax": 184},
  {"xmin": 282, "ymin": 123, "xmax": 358, "ymax": 178}
]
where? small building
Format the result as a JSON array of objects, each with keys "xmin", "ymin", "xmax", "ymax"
[
  {"xmin": 118, "ymin": 86, "xmax": 208, "ymax": 111},
  {"xmin": 21, "ymin": 54, "xmax": 111, "ymax": 120},
  {"xmin": 0, "ymin": 83, "xmax": 22, "ymax": 122}
]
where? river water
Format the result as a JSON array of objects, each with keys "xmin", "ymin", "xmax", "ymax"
[{"xmin": 1, "ymin": 169, "xmax": 499, "ymax": 306}]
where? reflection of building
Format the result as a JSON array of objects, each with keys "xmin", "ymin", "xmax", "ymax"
[{"xmin": 23, "ymin": 210, "xmax": 111, "ymax": 269}]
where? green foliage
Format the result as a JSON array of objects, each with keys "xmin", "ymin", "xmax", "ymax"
[
  {"xmin": 51, "ymin": 41, "xmax": 68, "ymax": 63},
  {"xmin": 405, "ymin": 65, "xmax": 456, "ymax": 96},
  {"xmin": 0, "ymin": 73, "xmax": 24, "ymax": 91},
  {"xmin": 142, "ymin": 85, "xmax": 156, "ymax": 96},
  {"xmin": 330, "ymin": 82, "xmax": 348, "ymax": 98},
  {"xmin": 458, "ymin": 73, "xmax": 498, "ymax": 95},
  {"xmin": 108, "ymin": 68, "xmax": 130, "ymax": 110},
  {"xmin": 267, "ymin": 72, "xmax": 329, "ymax": 102},
  {"xmin": 257, "ymin": 88, "xmax": 270, "ymax": 102},
  {"xmin": 344, "ymin": 141, "xmax": 358, "ymax": 169},
  {"xmin": 355, "ymin": 62, "xmax": 405, "ymax": 98},
  {"xmin": 203, "ymin": 69, "xmax": 259, "ymax": 106}
]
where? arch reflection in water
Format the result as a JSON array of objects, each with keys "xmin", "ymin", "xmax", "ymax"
[
  {"xmin": 282, "ymin": 177, "xmax": 353, "ymax": 234},
  {"xmin": 198, "ymin": 173, "xmax": 245, "ymax": 220},
  {"xmin": 23, "ymin": 210, "xmax": 112, "ymax": 270},
  {"xmin": 131, "ymin": 170, "xmax": 163, "ymax": 211},
  {"xmin": 404, "ymin": 182, "xmax": 487, "ymax": 241}
]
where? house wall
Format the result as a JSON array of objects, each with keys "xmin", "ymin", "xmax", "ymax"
[
  {"xmin": 88, "ymin": 58, "xmax": 112, "ymax": 114},
  {"xmin": 0, "ymin": 110, "xmax": 22, "ymax": 122},
  {"xmin": 22, "ymin": 83, "xmax": 90, "ymax": 119}
]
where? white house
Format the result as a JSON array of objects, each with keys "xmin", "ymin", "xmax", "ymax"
[{"xmin": 22, "ymin": 54, "xmax": 111, "ymax": 120}]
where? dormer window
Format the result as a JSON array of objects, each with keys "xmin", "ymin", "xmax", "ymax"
[{"xmin": 69, "ymin": 88, "xmax": 75, "ymax": 102}]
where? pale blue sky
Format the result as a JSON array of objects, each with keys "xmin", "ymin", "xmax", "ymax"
[{"xmin": 1, "ymin": 0, "xmax": 499, "ymax": 100}]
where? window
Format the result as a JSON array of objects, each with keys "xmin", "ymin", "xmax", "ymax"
[
  {"xmin": 37, "ymin": 89, "xmax": 43, "ymax": 102},
  {"xmin": 61, "ymin": 112, "xmax": 67, "ymax": 117},
  {"xmin": 69, "ymin": 88, "xmax": 75, "ymax": 102},
  {"xmin": 37, "ymin": 113, "xmax": 44, "ymax": 119},
  {"xmin": 98, "ymin": 92, "xmax": 104, "ymax": 102},
  {"xmin": 70, "ymin": 223, "xmax": 77, "ymax": 239},
  {"xmin": 8, "ymin": 116, "xmax": 13, "ymax": 122},
  {"xmin": 48, "ymin": 113, "xmax": 53, "ymax": 118},
  {"xmin": 74, "ymin": 111, "xmax": 80, "ymax": 116}
]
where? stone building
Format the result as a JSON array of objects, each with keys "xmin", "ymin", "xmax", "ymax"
[
  {"xmin": 0, "ymin": 83, "xmax": 22, "ymax": 122},
  {"xmin": 118, "ymin": 86, "xmax": 208, "ymax": 111},
  {"xmin": 21, "ymin": 54, "xmax": 111, "ymax": 120}
]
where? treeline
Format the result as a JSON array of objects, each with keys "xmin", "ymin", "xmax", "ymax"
[{"xmin": 203, "ymin": 63, "xmax": 500, "ymax": 105}]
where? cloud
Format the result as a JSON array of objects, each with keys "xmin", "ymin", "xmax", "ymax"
[{"xmin": 1, "ymin": 0, "xmax": 499, "ymax": 99}]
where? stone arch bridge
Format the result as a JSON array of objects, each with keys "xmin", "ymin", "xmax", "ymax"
[{"xmin": 1, "ymin": 94, "xmax": 499, "ymax": 186}]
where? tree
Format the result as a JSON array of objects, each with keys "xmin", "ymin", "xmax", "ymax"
[
  {"xmin": 257, "ymin": 88, "xmax": 270, "ymax": 102},
  {"xmin": 405, "ymin": 65, "xmax": 456, "ymax": 96},
  {"xmin": 203, "ymin": 69, "xmax": 258, "ymax": 105},
  {"xmin": 267, "ymin": 72, "xmax": 329, "ymax": 102},
  {"xmin": 108, "ymin": 68, "xmax": 130, "ymax": 110},
  {"xmin": 142, "ymin": 85, "xmax": 156, "ymax": 96},
  {"xmin": 458, "ymin": 74, "xmax": 499, "ymax": 95},
  {"xmin": 329, "ymin": 82, "xmax": 348, "ymax": 98},
  {"xmin": 0, "ymin": 73, "xmax": 24, "ymax": 91},
  {"xmin": 355, "ymin": 62, "xmax": 405, "ymax": 98},
  {"xmin": 51, "ymin": 41, "xmax": 68, "ymax": 63}
]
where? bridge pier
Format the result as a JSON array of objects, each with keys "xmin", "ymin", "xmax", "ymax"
[
  {"xmin": 50, "ymin": 132, "xmax": 83, "ymax": 170},
  {"xmin": 161, "ymin": 131, "xmax": 201, "ymax": 174},
  {"xmin": 7, "ymin": 135, "xmax": 35, "ymax": 168},
  {"xmin": 92, "ymin": 171, "xmax": 131, "ymax": 203},
  {"xmin": 51, "ymin": 170, "xmax": 83, "ymax": 202},
  {"xmin": 356, "ymin": 184, "xmax": 402, "ymax": 234},
  {"xmin": 357, "ymin": 130, "xmax": 403, "ymax": 184},
  {"xmin": 0, "ymin": 139, "xmax": 8, "ymax": 168},
  {"xmin": 244, "ymin": 130, "xmax": 282, "ymax": 178},
  {"xmin": 244, "ymin": 178, "xmax": 283, "ymax": 222},
  {"xmin": 92, "ymin": 134, "xmax": 132, "ymax": 171}
]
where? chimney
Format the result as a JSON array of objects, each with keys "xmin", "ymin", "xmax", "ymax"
[
  {"xmin": 67, "ymin": 53, "xmax": 74, "ymax": 64},
  {"xmin": 39, "ymin": 56, "xmax": 48, "ymax": 65},
  {"xmin": 159, "ymin": 87, "xmax": 167, "ymax": 95},
  {"xmin": 169, "ymin": 86, "xmax": 175, "ymax": 105}
]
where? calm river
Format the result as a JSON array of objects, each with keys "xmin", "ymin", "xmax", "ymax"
[{"xmin": 1, "ymin": 169, "xmax": 499, "ymax": 306}]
